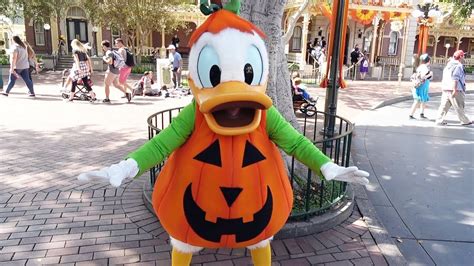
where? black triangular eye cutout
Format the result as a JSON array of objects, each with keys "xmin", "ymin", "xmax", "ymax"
[
  {"xmin": 194, "ymin": 139, "xmax": 222, "ymax": 167},
  {"xmin": 242, "ymin": 141, "xmax": 266, "ymax": 168}
]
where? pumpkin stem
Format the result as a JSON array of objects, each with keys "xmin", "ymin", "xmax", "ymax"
[{"xmin": 224, "ymin": 0, "xmax": 241, "ymax": 15}]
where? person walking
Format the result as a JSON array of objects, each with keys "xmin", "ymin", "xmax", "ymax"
[
  {"xmin": 101, "ymin": 40, "xmax": 130, "ymax": 103},
  {"xmin": 171, "ymin": 34, "xmax": 180, "ymax": 48},
  {"xmin": 0, "ymin": 40, "xmax": 4, "ymax": 90},
  {"xmin": 350, "ymin": 45, "xmax": 362, "ymax": 80},
  {"xmin": 321, "ymin": 36, "xmax": 327, "ymax": 49},
  {"xmin": 114, "ymin": 38, "xmax": 134, "ymax": 99},
  {"xmin": 68, "ymin": 39, "xmax": 96, "ymax": 102},
  {"xmin": 435, "ymin": 50, "xmax": 472, "ymax": 126},
  {"xmin": 1, "ymin": 36, "xmax": 35, "ymax": 97},
  {"xmin": 24, "ymin": 41, "xmax": 40, "ymax": 81},
  {"xmin": 409, "ymin": 54, "xmax": 432, "ymax": 119},
  {"xmin": 167, "ymin": 44, "xmax": 182, "ymax": 89},
  {"xmin": 359, "ymin": 52, "xmax": 369, "ymax": 80}
]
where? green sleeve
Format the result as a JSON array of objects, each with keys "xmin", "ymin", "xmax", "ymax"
[
  {"xmin": 266, "ymin": 106, "xmax": 331, "ymax": 178},
  {"xmin": 128, "ymin": 102, "xmax": 196, "ymax": 177}
]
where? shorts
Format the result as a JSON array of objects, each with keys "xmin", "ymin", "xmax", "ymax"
[
  {"xmin": 105, "ymin": 71, "xmax": 119, "ymax": 85},
  {"xmin": 119, "ymin": 66, "xmax": 132, "ymax": 83}
]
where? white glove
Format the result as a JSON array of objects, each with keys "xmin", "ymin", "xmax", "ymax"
[
  {"xmin": 320, "ymin": 162, "xmax": 369, "ymax": 185},
  {"xmin": 77, "ymin": 159, "xmax": 139, "ymax": 187}
]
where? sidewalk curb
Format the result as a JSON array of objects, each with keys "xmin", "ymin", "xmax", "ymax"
[
  {"xmin": 372, "ymin": 90, "xmax": 474, "ymax": 110},
  {"xmin": 350, "ymin": 126, "xmax": 408, "ymax": 264},
  {"xmin": 352, "ymin": 183, "xmax": 408, "ymax": 266}
]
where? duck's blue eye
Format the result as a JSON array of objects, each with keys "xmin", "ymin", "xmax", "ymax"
[
  {"xmin": 197, "ymin": 45, "xmax": 221, "ymax": 88},
  {"xmin": 244, "ymin": 45, "xmax": 263, "ymax": 86}
]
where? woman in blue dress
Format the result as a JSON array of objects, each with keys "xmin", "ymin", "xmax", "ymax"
[{"xmin": 409, "ymin": 54, "xmax": 432, "ymax": 119}]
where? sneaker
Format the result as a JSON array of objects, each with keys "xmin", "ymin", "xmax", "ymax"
[
  {"xmin": 126, "ymin": 92, "xmax": 132, "ymax": 103},
  {"xmin": 409, "ymin": 115, "xmax": 415, "ymax": 119},
  {"xmin": 28, "ymin": 94, "xmax": 36, "ymax": 97},
  {"xmin": 420, "ymin": 113, "xmax": 427, "ymax": 119},
  {"xmin": 1, "ymin": 93, "xmax": 8, "ymax": 97},
  {"xmin": 461, "ymin": 121, "xmax": 473, "ymax": 126},
  {"xmin": 102, "ymin": 98, "xmax": 111, "ymax": 103}
]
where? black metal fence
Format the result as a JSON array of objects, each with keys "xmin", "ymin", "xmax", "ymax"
[{"xmin": 147, "ymin": 108, "xmax": 353, "ymax": 221}]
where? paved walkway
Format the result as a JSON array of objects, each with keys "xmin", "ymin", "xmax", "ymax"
[
  {"xmin": 351, "ymin": 94, "xmax": 474, "ymax": 265},
  {"xmin": 0, "ymin": 72, "xmax": 392, "ymax": 265}
]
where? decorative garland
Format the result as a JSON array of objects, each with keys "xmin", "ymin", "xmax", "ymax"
[
  {"xmin": 349, "ymin": 9, "xmax": 378, "ymax": 25},
  {"xmin": 317, "ymin": 2, "xmax": 332, "ymax": 19}
]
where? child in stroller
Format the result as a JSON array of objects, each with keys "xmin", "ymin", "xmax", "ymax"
[
  {"xmin": 60, "ymin": 69, "xmax": 96, "ymax": 102},
  {"xmin": 291, "ymin": 76, "xmax": 317, "ymax": 117},
  {"xmin": 60, "ymin": 39, "xmax": 96, "ymax": 102}
]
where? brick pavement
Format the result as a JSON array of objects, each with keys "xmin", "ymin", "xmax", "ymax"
[{"xmin": 0, "ymin": 71, "xmax": 401, "ymax": 265}]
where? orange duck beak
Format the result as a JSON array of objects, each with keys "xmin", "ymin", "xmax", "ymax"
[{"xmin": 189, "ymin": 78, "xmax": 272, "ymax": 136}]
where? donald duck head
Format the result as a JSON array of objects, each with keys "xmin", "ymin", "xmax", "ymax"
[{"xmin": 188, "ymin": 0, "xmax": 273, "ymax": 136}]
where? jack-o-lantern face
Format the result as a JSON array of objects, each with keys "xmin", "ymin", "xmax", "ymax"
[
  {"xmin": 183, "ymin": 140, "xmax": 272, "ymax": 243},
  {"xmin": 152, "ymin": 111, "xmax": 293, "ymax": 249}
]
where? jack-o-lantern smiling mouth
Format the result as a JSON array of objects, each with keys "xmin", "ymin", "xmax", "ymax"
[
  {"xmin": 211, "ymin": 101, "xmax": 266, "ymax": 128},
  {"xmin": 183, "ymin": 184, "xmax": 273, "ymax": 243}
]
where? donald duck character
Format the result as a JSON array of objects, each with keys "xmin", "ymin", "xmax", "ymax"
[{"xmin": 78, "ymin": 1, "xmax": 369, "ymax": 265}]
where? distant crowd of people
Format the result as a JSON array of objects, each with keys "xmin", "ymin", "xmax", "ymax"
[
  {"xmin": 1, "ymin": 34, "xmax": 185, "ymax": 103},
  {"xmin": 0, "ymin": 34, "xmax": 471, "ymax": 127},
  {"xmin": 307, "ymin": 40, "xmax": 369, "ymax": 81}
]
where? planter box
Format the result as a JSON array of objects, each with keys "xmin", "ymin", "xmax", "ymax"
[
  {"xmin": 90, "ymin": 57, "xmax": 106, "ymax": 71},
  {"xmin": 0, "ymin": 64, "xmax": 10, "ymax": 89}
]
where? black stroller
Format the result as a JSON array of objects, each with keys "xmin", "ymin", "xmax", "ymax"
[
  {"xmin": 60, "ymin": 69, "xmax": 95, "ymax": 101},
  {"xmin": 290, "ymin": 79, "xmax": 317, "ymax": 117}
]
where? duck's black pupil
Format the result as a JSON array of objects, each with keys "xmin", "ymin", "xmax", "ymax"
[
  {"xmin": 244, "ymin": 63, "xmax": 254, "ymax": 85},
  {"xmin": 210, "ymin": 65, "xmax": 221, "ymax": 87}
]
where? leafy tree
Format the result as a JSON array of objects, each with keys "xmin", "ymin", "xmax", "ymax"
[
  {"xmin": 2, "ymin": 0, "xmax": 74, "ymax": 36},
  {"xmin": 444, "ymin": 0, "xmax": 473, "ymax": 24},
  {"xmin": 0, "ymin": 0, "xmax": 17, "ymax": 18},
  {"xmin": 82, "ymin": 0, "xmax": 192, "ymax": 58}
]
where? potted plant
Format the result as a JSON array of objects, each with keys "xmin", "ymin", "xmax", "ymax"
[{"xmin": 0, "ymin": 40, "xmax": 9, "ymax": 90}]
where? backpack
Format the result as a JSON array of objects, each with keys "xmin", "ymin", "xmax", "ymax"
[
  {"xmin": 111, "ymin": 50, "xmax": 125, "ymax": 69},
  {"xmin": 410, "ymin": 72, "xmax": 424, "ymax": 89},
  {"xmin": 124, "ymin": 48, "xmax": 135, "ymax": 67}
]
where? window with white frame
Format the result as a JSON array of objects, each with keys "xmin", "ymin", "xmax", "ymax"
[
  {"xmin": 111, "ymin": 27, "xmax": 121, "ymax": 43},
  {"xmin": 34, "ymin": 21, "xmax": 45, "ymax": 46},
  {"xmin": 67, "ymin": 7, "xmax": 87, "ymax": 18},
  {"xmin": 363, "ymin": 31, "xmax": 372, "ymax": 52},
  {"xmin": 291, "ymin": 26, "xmax": 302, "ymax": 51},
  {"xmin": 388, "ymin": 31, "xmax": 398, "ymax": 55}
]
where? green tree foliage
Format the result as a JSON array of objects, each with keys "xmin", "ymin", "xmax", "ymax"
[
  {"xmin": 81, "ymin": 0, "xmax": 193, "ymax": 56},
  {"xmin": 0, "ymin": 0, "xmax": 27, "ymax": 19},
  {"xmin": 439, "ymin": 0, "xmax": 473, "ymax": 24}
]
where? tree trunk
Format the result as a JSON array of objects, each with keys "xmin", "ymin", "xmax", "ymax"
[
  {"xmin": 283, "ymin": 0, "xmax": 310, "ymax": 44},
  {"xmin": 239, "ymin": 0, "xmax": 298, "ymax": 127}
]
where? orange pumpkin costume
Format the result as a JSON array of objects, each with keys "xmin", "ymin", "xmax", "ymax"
[
  {"xmin": 128, "ymin": 102, "xmax": 331, "ymax": 249},
  {"xmin": 127, "ymin": 0, "xmax": 332, "ymax": 263}
]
